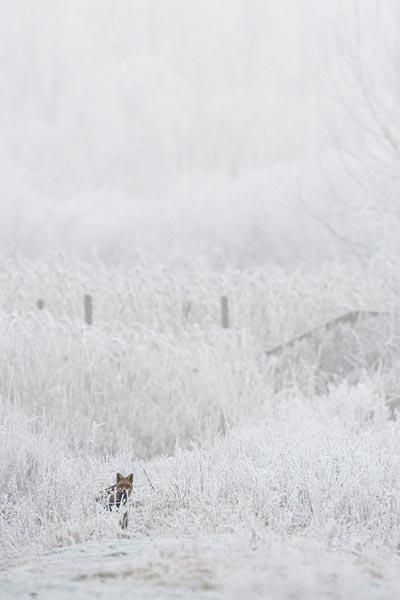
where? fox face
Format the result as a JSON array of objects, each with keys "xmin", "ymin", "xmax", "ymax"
[{"xmin": 116, "ymin": 472, "xmax": 133, "ymax": 494}]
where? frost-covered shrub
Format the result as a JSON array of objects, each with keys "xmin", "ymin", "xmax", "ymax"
[{"xmin": 1, "ymin": 257, "xmax": 400, "ymax": 565}]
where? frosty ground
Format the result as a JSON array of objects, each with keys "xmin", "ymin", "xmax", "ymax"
[
  {"xmin": 2, "ymin": 259, "xmax": 400, "ymax": 598},
  {"xmin": 3, "ymin": 533, "xmax": 400, "ymax": 600}
]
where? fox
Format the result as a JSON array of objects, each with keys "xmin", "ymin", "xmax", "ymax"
[
  {"xmin": 97, "ymin": 473, "xmax": 133, "ymax": 529},
  {"xmin": 106, "ymin": 472, "xmax": 134, "ymax": 510}
]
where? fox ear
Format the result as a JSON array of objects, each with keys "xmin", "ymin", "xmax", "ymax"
[
  {"xmin": 127, "ymin": 473, "xmax": 133, "ymax": 483},
  {"xmin": 116, "ymin": 472, "xmax": 122, "ymax": 482}
]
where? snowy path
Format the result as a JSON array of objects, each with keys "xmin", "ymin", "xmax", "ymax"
[
  {"xmin": 3, "ymin": 534, "xmax": 400, "ymax": 600},
  {"xmin": 0, "ymin": 538, "xmax": 224, "ymax": 600}
]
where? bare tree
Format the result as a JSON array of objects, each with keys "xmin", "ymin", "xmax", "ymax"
[{"xmin": 304, "ymin": 1, "xmax": 400, "ymax": 260}]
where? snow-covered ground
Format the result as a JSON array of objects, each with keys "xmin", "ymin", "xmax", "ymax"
[
  {"xmin": 2, "ymin": 533, "xmax": 400, "ymax": 599},
  {"xmin": 0, "ymin": 538, "xmax": 224, "ymax": 600}
]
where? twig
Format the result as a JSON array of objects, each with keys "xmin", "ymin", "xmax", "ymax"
[{"xmin": 142, "ymin": 465, "xmax": 155, "ymax": 491}]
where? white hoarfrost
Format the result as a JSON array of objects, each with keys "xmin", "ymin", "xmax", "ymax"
[{"xmin": 1, "ymin": 259, "xmax": 400, "ymax": 598}]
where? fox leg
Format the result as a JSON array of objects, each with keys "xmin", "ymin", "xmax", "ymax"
[{"xmin": 120, "ymin": 511, "xmax": 129, "ymax": 530}]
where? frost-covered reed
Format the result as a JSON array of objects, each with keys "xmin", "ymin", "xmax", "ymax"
[{"xmin": 1, "ymin": 256, "xmax": 400, "ymax": 566}]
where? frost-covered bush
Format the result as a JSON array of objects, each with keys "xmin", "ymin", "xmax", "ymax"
[
  {"xmin": 0, "ymin": 311, "xmax": 267, "ymax": 457},
  {"xmin": 2, "ymin": 386, "xmax": 400, "ymax": 566},
  {"xmin": 1, "ymin": 256, "xmax": 400, "ymax": 566}
]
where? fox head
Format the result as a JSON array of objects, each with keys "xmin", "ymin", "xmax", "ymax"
[{"xmin": 116, "ymin": 472, "xmax": 133, "ymax": 494}]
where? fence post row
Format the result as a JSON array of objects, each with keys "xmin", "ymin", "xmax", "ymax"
[{"xmin": 38, "ymin": 294, "xmax": 230, "ymax": 329}]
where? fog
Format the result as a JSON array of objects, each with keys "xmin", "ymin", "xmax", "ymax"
[{"xmin": 2, "ymin": 0, "xmax": 397, "ymax": 265}]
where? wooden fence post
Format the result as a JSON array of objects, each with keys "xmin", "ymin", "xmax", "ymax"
[
  {"xmin": 221, "ymin": 296, "xmax": 229, "ymax": 329},
  {"xmin": 84, "ymin": 294, "xmax": 93, "ymax": 325},
  {"xmin": 183, "ymin": 301, "xmax": 192, "ymax": 320}
]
